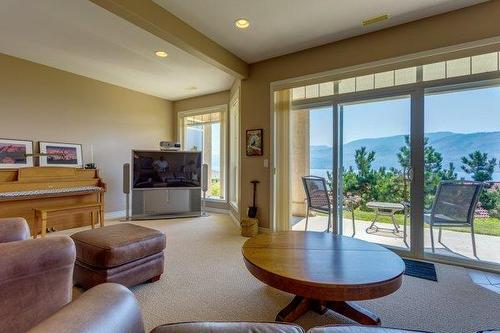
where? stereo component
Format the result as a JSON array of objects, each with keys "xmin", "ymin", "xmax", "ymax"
[{"xmin": 159, "ymin": 141, "xmax": 181, "ymax": 151}]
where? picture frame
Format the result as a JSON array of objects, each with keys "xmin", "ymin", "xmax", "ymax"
[
  {"xmin": 246, "ymin": 129, "xmax": 263, "ymax": 157},
  {"xmin": 0, "ymin": 138, "xmax": 34, "ymax": 169},
  {"xmin": 39, "ymin": 141, "xmax": 83, "ymax": 168}
]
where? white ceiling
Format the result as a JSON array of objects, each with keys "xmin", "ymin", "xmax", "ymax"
[
  {"xmin": 155, "ymin": 0, "xmax": 489, "ymax": 63},
  {"xmin": 0, "ymin": 0, "xmax": 234, "ymax": 101}
]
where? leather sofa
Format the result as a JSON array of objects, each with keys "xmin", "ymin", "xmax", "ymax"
[{"xmin": 0, "ymin": 217, "xmax": 454, "ymax": 333}]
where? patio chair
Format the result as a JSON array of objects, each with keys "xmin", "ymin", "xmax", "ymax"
[
  {"xmin": 302, "ymin": 176, "xmax": 332, "ymax": 232},
  {"xmin": 425, "ymin": 180, "xmax": 483, "ymax": 257},
  {"xmin": 302, "ymin": 176, "xmax": 356, "ymax": 234}
]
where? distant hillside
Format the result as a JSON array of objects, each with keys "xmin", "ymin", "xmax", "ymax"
[{"xmin": 311, "ymin": 131, "xmax": 500, "ymax": 179}]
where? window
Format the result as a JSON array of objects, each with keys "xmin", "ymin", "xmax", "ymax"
[
  {"xmin": 229, "ymin": 95, "xmax": 240, "ymax": 209},
  {"xmin": 290, "ymin": 51, "xmax": 500, "ymax": 102},
  {"xmin": 179, "ymin": 106, "xmax": 226, "ymax": 200}
]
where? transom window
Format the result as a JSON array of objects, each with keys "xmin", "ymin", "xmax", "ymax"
[{"xmin": 292, "ymin": 52, "xmax": 500, "ymax": 101}]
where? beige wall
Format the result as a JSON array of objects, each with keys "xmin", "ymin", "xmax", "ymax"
[
  {"xmin": 174, "ymin": 90, "xmax": 230, "ymax": 112},
  {"xmin": 240, "ymin": 0, "xmax": 500, "ymax": 228},
  {"xmin": 0, "ymin": 53, "xmax": 174, "ymax": 213}
]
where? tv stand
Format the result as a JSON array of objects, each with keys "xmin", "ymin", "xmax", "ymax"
[{"xmin": 131, "ymin": 187, "xmax": 201, "ymax": 220}]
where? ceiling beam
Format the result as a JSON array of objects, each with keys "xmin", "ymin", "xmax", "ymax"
[{"xmin": 89, "ymin": 0, "xmax": 249, "ymax": 79}]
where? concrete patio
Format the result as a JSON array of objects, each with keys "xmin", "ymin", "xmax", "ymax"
[{"xmin": 292, "ymin": 216, "xmax": 500, "ymax": 265}]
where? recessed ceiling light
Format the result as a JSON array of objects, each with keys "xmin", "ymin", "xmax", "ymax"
[
  {"xmin": 155, "ymin": 51, "xmax": 168, "ymax": 58},
  {"xmin": 234, "ymin": 18, "xmax": 250, "ymax": 29}
]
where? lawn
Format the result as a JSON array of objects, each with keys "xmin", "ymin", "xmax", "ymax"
[{"xmin": 342, "ymin": 209, "xmax": 500, "ymax": 236}]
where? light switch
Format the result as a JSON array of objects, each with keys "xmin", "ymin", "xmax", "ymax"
[{"xmin": 264, "ymin": 159, "xmax": 269, "ymax": 168}]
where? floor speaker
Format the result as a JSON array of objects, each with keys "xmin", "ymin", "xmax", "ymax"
[
  {"xmin": 201, "ymin": 163, "xmax": 208, "ymax": 216},
  {"xmin": 123, "ymin": 163, "xmax": 130, "ymax": 220}
]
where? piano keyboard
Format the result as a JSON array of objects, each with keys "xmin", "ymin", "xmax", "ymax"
[{"xmin": 0, "ymin": 186, "xmax": 103, "ymax": 199}]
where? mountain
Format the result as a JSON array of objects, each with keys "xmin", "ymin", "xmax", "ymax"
[{"xmin": 311, "ymin": 131, "xmax": 500, "ymax": 178}]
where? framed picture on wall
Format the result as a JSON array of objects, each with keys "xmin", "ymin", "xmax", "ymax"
[
  {"xmin": 246, "ymin": 129, "xmax": 263, "ymax": 156},
  {"xmin": 39, "ymin": 142, "xmax": 83, "ymax": 168},
  {"xmin": 0, "ymin": 138, "xmax": 34, "ymax": 169}
]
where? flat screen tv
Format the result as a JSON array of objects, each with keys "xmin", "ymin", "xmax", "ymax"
[{"xmin": 132, "ymin": 150, "xmax": 202, "ymax": 189}]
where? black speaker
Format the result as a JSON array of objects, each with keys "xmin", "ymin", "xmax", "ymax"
[{"xmin": 123, "ymin": 163, "xmax": 130, "ymax": 194}]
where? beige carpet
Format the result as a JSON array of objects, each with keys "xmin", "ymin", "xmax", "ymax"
[{"xmin": 69, "ymin": 214, "xmax": 500, "ymax": 333}]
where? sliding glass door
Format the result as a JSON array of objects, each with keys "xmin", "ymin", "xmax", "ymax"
[
  {"xmin": 338, "ymin": 96, "xmax": 412, "ymax": 251},
  {"xmin": 423, "ymin": 82, "xmax": 500, "ymax": 265},
  {"xmin": 278, "ymin": 55, "xmax": 500, "ymax": 270}
]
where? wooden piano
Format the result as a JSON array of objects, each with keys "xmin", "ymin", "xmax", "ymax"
[{"xmin": 0, "ymin": 167, "xmax": 106, "ymax": 236}]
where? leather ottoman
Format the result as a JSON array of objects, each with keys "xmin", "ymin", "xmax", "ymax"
[{"xmin": 71, "ymin": 223, "xmax": 166, "ymax": 289}]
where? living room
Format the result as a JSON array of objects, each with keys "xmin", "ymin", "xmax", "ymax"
[{"xmin": 0, "ymin": 1, "xmax": 499, "ymax": 333}]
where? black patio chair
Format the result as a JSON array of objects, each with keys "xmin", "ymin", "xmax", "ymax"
[
  {"xmin": 424, "ymin": 180, "xmax": 483, "ymax": 257},
  {"xmin": 302, "ymin": 176, "xmax": 332, "ymax": 232}
]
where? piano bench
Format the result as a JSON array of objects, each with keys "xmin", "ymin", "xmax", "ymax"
[{"xmin": 34, "ymin": 203, "xmax": 104, "ymax": 237}]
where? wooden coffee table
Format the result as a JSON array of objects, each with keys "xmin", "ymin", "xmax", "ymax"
[{"xmin": 242, "ymin": 231, "xmax": 405, "ymax": 324}]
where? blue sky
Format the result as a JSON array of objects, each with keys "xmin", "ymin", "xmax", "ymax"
[{"xmin": 310, "ymin": 86, "xmax": 500, "ymax": 145}]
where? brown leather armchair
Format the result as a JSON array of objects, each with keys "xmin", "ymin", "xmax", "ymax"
[
  {"xmin": 27, "ymin": 283, "xmax": 145, "ymax": 333},
  {"xmin": 0, "ymin": 217, "xmax": 75, "ymax": 333}
]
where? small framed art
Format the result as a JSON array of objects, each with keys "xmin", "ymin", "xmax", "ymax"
[
  {"xmin": 0, "ymin": 138, "xmax": 34, "ymax": 168},
  {"xmin": 246, "ymin": 129, "xmax": 263, "ymax": 157},
  {"xmin": 39, "ymin": 142, "xmax": 83, "ymax": 168}
]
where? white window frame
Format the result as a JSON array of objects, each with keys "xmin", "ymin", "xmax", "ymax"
[
  {"xmin": 178, "ymin": 104, "xmax": 227, "ymax": 202},
  {"xmin": 229, "ymin": 91, "xmax": 240, "ymax": 211}
]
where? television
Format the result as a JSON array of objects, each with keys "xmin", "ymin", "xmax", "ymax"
[{"xmin": 132, "ymin": 150, "xmax": 202, "ymax": 189}]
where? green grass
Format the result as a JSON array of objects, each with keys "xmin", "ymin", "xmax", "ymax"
[
  {"xmin": 210, "ymin": 179, "xmax": 221, "ymax": 198},
  {"xmin": 342, "ymin": 209, "xmax": 500, "ymax": 237}
]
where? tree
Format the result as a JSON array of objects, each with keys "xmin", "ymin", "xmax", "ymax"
[
  {"xmin": 352, "ymin": 147, "xmax": 377, "ymax": 207},
  {"xmin": 397, "ymin": 136, "xmax": 456, "ymax": 207},
  {"xmin": 327, "ymin": 147, "xmax": 377, "ymax": 209},
  {"xmin": 461, "ymin": 151, "xmax": 497, "ymax": 182},
  {"xmin": 440, "ymin": 162, "xmax": 457, "ymax": 181},
  {"xmin": 397, "ymin": 136, "xmax": 411, "ymax": 202},
  {"xmin": 461, "ymin": 151, "xmax": 498, "ymax": 210},
  {"xmin": 355, "ymin": 147, "xmax": 375, "ymax": 177}
]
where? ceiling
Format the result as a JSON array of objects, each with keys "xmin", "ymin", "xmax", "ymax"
[
  {"xmin": 0, "ymin": 0, "xmax": 234, "ymax": 101},
  {"xmin": 154, "ymin": 0, "xmax": 489, "ymax": 63}
]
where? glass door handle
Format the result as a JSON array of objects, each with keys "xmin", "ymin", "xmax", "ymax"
[{"xmin": 407, "ymin": 168, "xmax": 413, "ymax": 182}]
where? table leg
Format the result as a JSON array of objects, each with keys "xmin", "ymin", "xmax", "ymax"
[
  {"xmin": 403, "ymin": 206, "xmax": 408, "ymax": 247},
  {"xmin": 34, "ymin": 213, "xmax": 39, "ymax": 239},
  {"xmin": 391, "ymin": 212, "xmax": 400, "ymax": 234},
  {"xmin": 99, "ymin": 206, "xmax": 104, "ymax": 228},
  {"xmin": 41, "ymin": 212, "xmax": 47, "ymax": 238},
  {"xmin": 276, "ymin": 296, "xmax": 380, "ymax": 325},
  {"xmin": 326, "ymin": 301, "xmax": 381, "ymax": 325},
  {"xmin": 90, "ymin": 211, "xmax": 95, "ymax": 229},
  {"xmin": 276, "ymin": 296, "xmax": 311, "ymax": 322},
  {"xmin": 366, "ymin": 211, "xmax": 379, "ymax": 232}
]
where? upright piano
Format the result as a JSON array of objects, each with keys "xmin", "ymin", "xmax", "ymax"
[{"xmin": 0, "ymin": 167, "xmax": 106, "ymax": 235}]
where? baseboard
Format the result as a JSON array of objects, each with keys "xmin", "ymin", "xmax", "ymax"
[
  {"xmin": 205, "ymin": 207, "xmax": 230, "ymax": 214},
  {"xmin": 258, "ymin": 227, "xmax": 271, "ymax": 234},
  {"xmin": 230, "ymin": 210, "xmax": 241, "ymax": 229},
  {"xmin": 104, "ymin": 210, "xmax": 126, "ymax": 220}
]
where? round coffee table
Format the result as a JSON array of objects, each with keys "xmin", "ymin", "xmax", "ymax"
[{"xmin": 242, "ymin": 231, "xmax": 405, "ymax": 324}]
